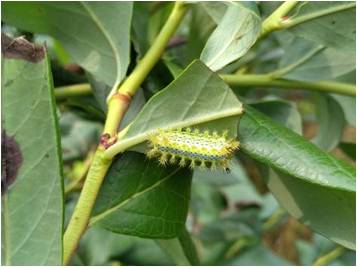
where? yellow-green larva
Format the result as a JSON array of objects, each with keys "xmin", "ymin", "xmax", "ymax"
[{"xmin": 146, "ymin": 128, "xmax": 239, "ymax": 170}]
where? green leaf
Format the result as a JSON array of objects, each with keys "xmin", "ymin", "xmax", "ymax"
[
  {"xmin": 64, "ymin": 95, "xmax": 105, "ymax": 122},
  {"xmin": 200, "ymin": 2, "xmax": 261, "ymax": 71},
  {"xmin": 86, "ymin": 73, "xmax": 112, "ymax": 113},
  {"xmin": 250, "ymin": 99, "xmax": 302, "ymax": 134},
  {"xmin": 2, "ymin": 36, "xmax": 63, "ymax": 265},
  {"xmin": 2, "ymin": 2, "xmax": 133, "ymax": 86},
  {"xmin": 200, "ymin": 2, "xmax": 227, "ymax": 24},
  {"xmin": 239, "ymin": 105, "xmax": 356, "ymax": 249},
  {"xmin": 106, "ymin": 60, "xmax": 243, "ymax": 157},
  {"xmin": 185, "ymin": 4, "xmax": 216, "ymax": 63},
  {"xmin": 162, "ymin": 55, "xmax": 184, "ymax": 79},
  {"xmin": 240, "ymin": 105, "xmax": 355, "ymax": 191},
  {"xmin": 131, "ymin": 2, "xmax": 150, "ymax": 58},
  {"xmin": 90, "ymin": 152, "xmax": 192, "ymax": 238},
  {"xmin": 311, "ymin": 93, "xmax": 345, "ymax": 151},
  {"xmin": 287, "ymin": 2, "xmax": 356, "ymax": 52},
  {"xmin": 157, "ymin": 228, "xmax": 200, "ymax": 265},
  {"xmin": 268, "ymin": 169, "xmax": 355, "ymax": 250},
  {"xmin": 278, "ymin": 35, "xmax": 355, "ymax": 82}
]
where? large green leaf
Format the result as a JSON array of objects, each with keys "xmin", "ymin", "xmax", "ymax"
[
  {"xmin": 200, "ymin": 2, "xmax": 261, "ymax": 71},
  {"xmin": 240, "ymin": 106, "xmax": 355, "ymax": 191},
  {"xmin": 1, "ymin": 35, "xmax": 63, "ymax": 265},
  {"xmin": 278, "ymin": 35, "xmax": 355, "ymax": 82},
  {"xmin": 239, "ymin": 105, "xmax": 356, "ymax": 249},
  {"xmin": 287, "ymin": 2, "xmax": 356, "ymax": 52},
  {"xmin": 90, "ymin": 152, "xmax": 192, "ymax": 238},
  {"xmin": 105, "ymin": 60, "xmax": 244, "ymax": 158},
  {"xmin": 2, "ymin": 1, "xmax": 133, "ymax": 87}
]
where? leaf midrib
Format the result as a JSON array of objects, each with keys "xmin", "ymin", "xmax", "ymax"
[{"xmin": 89, "ymin": 168, "xmax": 181, "ymax": 225}]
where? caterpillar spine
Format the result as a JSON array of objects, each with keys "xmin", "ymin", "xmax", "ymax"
[{"xmin": 146, "ymin": 127, "xmax": 239, "ymax": 170}]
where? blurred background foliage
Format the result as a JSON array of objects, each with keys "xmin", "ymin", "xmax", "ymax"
[{"xmin": 2, "ymin": 1, "xmax": 355, "ymax": 265}]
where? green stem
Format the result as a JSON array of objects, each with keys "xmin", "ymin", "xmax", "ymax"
[
  {"xmin": 262, "ymin": 208, "xmax": 286, "ymax": 231},
  {"xmin": 62, "ymin": 2, "xmax": 188, "ymax": 264},
  {"xmin": 261, "ymin": 1, "xmax": 355, "ymax": 36},
  {"xmin": 261, "ymin": 1, "xmax": 298, "ymax": 37},
  {"xmin": 54, "ymin": 83, "xmax": 92, "ymax": 99},
  {"xmin": 284, "ymin": 2, "xmax": 355, "ymax": 29},
  {"xmin": 224, "ymin": 237, "xmax": 252, "ymax": 259},
  {"xmin": 63, "ymin": 150, "xmax": 112, "ymax": 265},
  {"xmin": 313, "ymin": 246, "xmax": 345, "ymax": 266},
  {"xmin": 103, "ymin": 1, "xmax": 187, "ymax": 135},
  {"xmin": 113, "ymin": 1, "xmax": 187, "ymax": 97},
  {"xmin": 221, "ymin": 74, "xmax": 356, "ymax": 96}
]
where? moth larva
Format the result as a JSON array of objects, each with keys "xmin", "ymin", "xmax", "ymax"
[{"xmin": 146, "ymin": 128, "xmax": 239, "ymax": 170}]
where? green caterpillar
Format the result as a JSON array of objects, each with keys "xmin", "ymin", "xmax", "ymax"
[{"xmin": 146, "ymin": 128, "xmax": 239, "ymax": 170}]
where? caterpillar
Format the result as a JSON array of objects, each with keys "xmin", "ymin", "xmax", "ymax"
[{"xmin": 146, "ymin": 128, "xmax": 239, "ymax": 170}]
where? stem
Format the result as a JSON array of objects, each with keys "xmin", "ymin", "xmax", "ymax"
[
  {"xmin": 110, "ymin": 1, "xmax": 187, "ymax": 99},
  {"xmin": 62, "ymin": 2, "xmax": 188, "ymax": 264},
  {"xmin": 262, "ymin": 208, "xmax": 286, "ymax": 231},
  {"xmin": 261, "ymin": 1, "xmax": 298, "ymax": 37},
  {"xmin": 221, "ymin": 74, "xmax": 356, "ymax": 96},
  {"xmin": 261, "ymin": 1, "xmax": 355, "ymax": 36},
  {"xmin": 224, "ymin": 237, "xmax": 252, "ymax": 259},
  {"xmin": 63, "ymin": 150, "xmax": 112, "ymax": 264},
  {"xmin": 54, "ymin": 83, "xmax": 92, "ymax": 99},
  {"xmin": 284, "ymin": 2, "xmax": 355, "ymax": 29},
  {"xmin": 313, "ymin": 246, "xmax": 345, "ymax": 266},
  {"xmin": 103, "ymin": 93, "xmax": 131, "ymax": 136}
]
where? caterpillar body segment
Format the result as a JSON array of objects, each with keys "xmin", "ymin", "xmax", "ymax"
[{"xmin": 146, "ymin": 128, "xmax": 239, "ymax": 170}]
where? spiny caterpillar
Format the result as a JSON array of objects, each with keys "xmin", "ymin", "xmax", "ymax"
[{"xmin": 146, "ymin": 128, "xmax": 239, "ymax": 170}]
